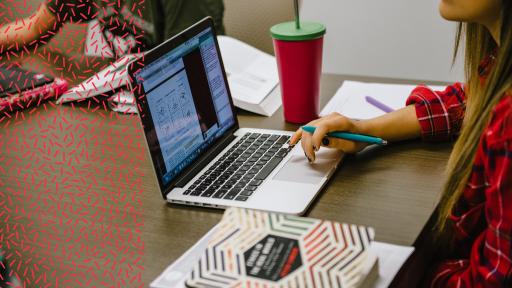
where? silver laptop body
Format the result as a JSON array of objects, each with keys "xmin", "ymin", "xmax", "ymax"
[{"xmin": 127, "ymin": 17, "xmax": 343, "ymax": 215}]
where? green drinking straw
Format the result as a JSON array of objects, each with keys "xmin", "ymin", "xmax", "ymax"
[{"xmin": 294, "ymin": 0, "xmax": 300, "ymax": 29}]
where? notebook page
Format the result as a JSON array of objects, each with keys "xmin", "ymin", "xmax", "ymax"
[{"xmin": 321, "ymin": 81, "xmax": 446, "ymax": 119}]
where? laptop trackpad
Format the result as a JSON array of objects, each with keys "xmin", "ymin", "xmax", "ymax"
[{"xmin": 273, "ymin": 155, "xmax": 337, "ymax": 184}]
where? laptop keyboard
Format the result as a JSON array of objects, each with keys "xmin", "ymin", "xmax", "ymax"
[{"xmin": 183, "ymin": 132, "xmax": 292, "ymax": 201}]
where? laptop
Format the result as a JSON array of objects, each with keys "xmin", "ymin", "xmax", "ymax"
[{"xmin": 127, "ymin": 17, "xmax": 343, "ymax": 215}]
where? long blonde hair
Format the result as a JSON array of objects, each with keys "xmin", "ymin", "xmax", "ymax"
[{"xmin": 437, "ymin": 2, "xmax": 512, "ymax": 234}]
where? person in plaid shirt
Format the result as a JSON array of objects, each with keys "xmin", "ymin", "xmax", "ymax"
[{"xmin": 291, "ymin": 0, "xmax": 511, "ymax": 287}]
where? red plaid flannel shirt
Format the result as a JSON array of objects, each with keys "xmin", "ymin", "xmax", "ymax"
[{"xmin": 406, "ymin": 57, "xmax": 512, "ymax": 287}]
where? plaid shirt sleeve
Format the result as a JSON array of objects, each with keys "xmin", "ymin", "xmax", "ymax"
[
  {"xmin": 429, "ymin": 96, "xmax": 512, "ymax": 287},
  {"xmin": 406, "ymin": 83, "xmax": 466, "ymax": 141}
]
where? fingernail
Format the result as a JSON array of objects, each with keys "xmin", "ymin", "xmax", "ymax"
[
  {"xmin": 304, "ymin": 152, "xmax": 312, "ymax": 163},
  {"xmin": 322, "ymin": 137, "xmax": 330, "ymax": 146}
]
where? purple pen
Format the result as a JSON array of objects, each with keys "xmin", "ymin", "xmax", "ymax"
[{"xmin": 365, "ymin": 96, "xmax": 395, "ymax": 113}]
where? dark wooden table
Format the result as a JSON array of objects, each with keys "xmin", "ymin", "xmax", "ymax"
[{"xmin": 0, "ymin": 53, "xmax": 452, "ymax": 287}]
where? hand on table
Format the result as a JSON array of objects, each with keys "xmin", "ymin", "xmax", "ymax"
[{"xmin": 289, "ymin": 112, "xmax": 368, "ymax": 162}]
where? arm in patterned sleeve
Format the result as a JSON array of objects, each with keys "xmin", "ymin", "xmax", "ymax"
[
  {"xmin": 429, "ymin": 96, "xmax": 512, "ymax": 287},
  {"xmin": 406, "ymin": 83, "xmax": 466, "ymax": 142}
]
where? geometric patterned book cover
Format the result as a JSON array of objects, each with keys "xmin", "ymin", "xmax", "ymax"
[{"xmin": 186, "ymin": 207, "xmax": 375, "ymax": 288}]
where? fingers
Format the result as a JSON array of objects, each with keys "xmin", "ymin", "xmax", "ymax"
[
  {"xmin": 301, "ymin": 129, "xmax": 315, "ymax": 162},
  {"xmin": 321, "ymin": 137, "xmax": 368, "ymax": 154},
  {"xmin": 290, "ymin": 118, "xmax": 321, "ymax": 146},
  {"xmin": 311, "ymin": 124, "xmax": 330, "ymax": 151},
  {"xmin": 301, "ymin": 116, "xmax": 337, "ymax": 161},
  {"xmin": 289, "ymin": 128, "xmax": 302, "ymax": 146},
  {"xmin": 310, "ymin": 113, "xmax": 348, "ymax": 150},
  {"xmin": 290, "ymin": 112, "xmax": 365, "ymax": 161}
]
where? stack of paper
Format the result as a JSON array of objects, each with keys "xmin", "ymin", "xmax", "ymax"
[
  {"xmin": 218, "ymin": 36, "xmax": 281, "ymax": 117},
  {"xmin": 320, "ymin": 81, "xmax": 446, "ymax": 119}
]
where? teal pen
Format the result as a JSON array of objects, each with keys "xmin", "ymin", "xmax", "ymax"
[{"xmin": 301, "ymin": 126, "xmax": 388, "ymax": 145}]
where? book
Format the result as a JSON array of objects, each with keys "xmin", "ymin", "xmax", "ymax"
[
  {"xmin": 217, "ymin": 36, "xmax": 282, "ymax": 117},
  {"xmin": 185, "ymin": 207, "xmax": 377, "ymax": 288},
  {"xmin": 320, "ymin": 81, "xmax": 446, "ymax": 119},
  {"xmin": 150, "ymin": 228, "xmax": 415, "ymax": 288},
  {"xmin": 0, "ymin": 65, "xmax": 68, "ymax": 112}
]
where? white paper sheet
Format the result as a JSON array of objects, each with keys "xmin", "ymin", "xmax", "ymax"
[
  {"xmin": 369, "ymin": 242, "xmax": 415, "ymax": 288},
  {"xmin": 228, "ymin": 56, "xmax": 279, "ymax": 104},
  {"xmin": 218, "ymin": 36, "xmax": 281, "ymax": 116},
  {"xmin": 150, "ymin": 226, "xmax": 218, "ymax": 288},
  {"xmin": 107, "ymin": 90, "xmax": 137, "ymax": 113},
  {"xmin": 320, "ymin": 81, "xmax": 446, "ymax": 119}
]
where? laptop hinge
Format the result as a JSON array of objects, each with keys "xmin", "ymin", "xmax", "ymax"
[{"xmin": 174, "ymin": 132, "xmax": 237, "ymax": 188}]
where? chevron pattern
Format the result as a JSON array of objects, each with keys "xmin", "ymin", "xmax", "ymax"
[{"xmin": 186, "ymin": 208, "xmax": 375, "ymax": 288}]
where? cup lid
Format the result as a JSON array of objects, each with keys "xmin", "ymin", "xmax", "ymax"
[{"xmin": 270, "ymin": 21, "xmax": 326, "ymax": 41}]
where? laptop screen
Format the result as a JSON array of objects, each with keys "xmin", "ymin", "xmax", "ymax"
[{"xmin": 134, "ymin": 26, "xmax": 236, "ymax": 188}]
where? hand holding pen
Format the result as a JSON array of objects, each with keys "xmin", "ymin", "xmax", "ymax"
[
  {"xmin": 290, "ymin": 112, "xmax": 387, "ymax": 162},
  {"xmin": 301, "ymin": 126, "xmax": 387, "ymax": 145}
]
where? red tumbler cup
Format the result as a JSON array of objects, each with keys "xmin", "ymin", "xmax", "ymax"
[{"xmin": 271, "ymin": 22, "xmax": 326, "ymax": 123}]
